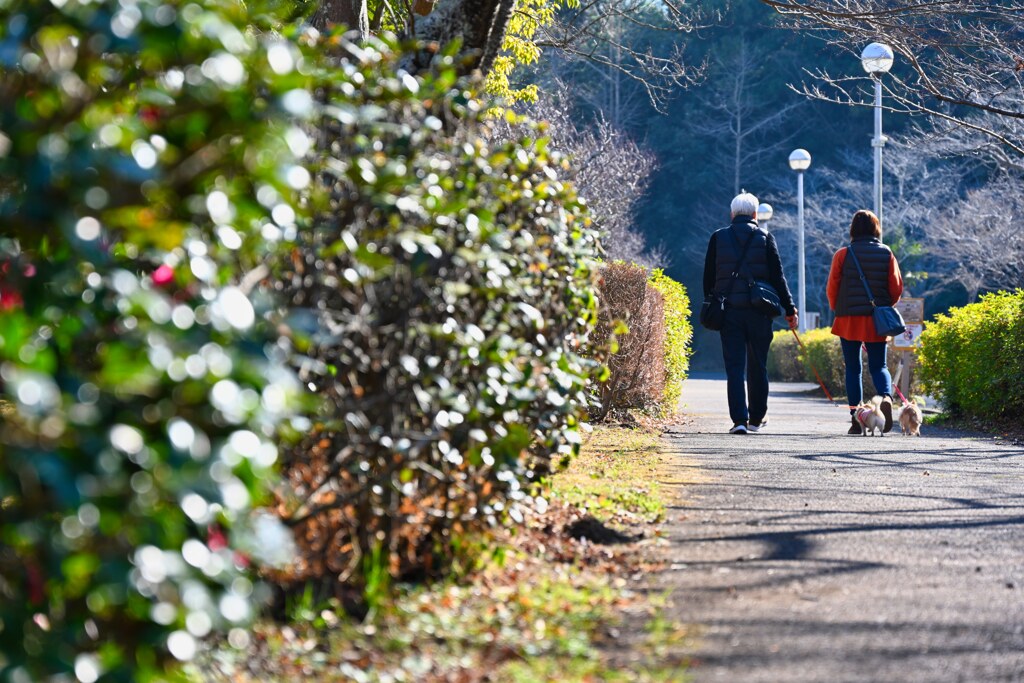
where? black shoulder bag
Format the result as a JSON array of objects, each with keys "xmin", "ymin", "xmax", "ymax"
[
  {"xmin": 700, "ymin": 229, "xmax": 755, "ymax": 331},
  {"xmin": 844, "ymin": 244, "xmax": 906, "ymax": 337},
  {"xmin": 727, "ymin": 229, "xmax": 783, "ymax": 319}
]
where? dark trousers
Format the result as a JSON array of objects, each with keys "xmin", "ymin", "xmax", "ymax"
[
  {"xmin": 720, "ymin": 308, "xmax": 773, "ymax": 426},
  {"xmin": 840, "ymin": 338, "xmax": 892, "ymax": 408}
]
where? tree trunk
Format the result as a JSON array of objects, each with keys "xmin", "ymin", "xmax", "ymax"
[
  {"xmin": 410, "ymin": 0, "xmax": 517, "ymax": 74},
  {"xmin": 311, "ymin": 0, "xmax": 370, "ymax": 39}
]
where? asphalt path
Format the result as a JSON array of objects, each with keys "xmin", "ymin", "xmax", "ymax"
[{"xmin": 656, "ymin": 376, "xmax": 1024, "ymax": 683}]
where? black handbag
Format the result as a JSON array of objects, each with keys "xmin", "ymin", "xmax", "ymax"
[
  {"xmin": 844, "ymin": 244, "xmax": 906, "ymax": 337},
  {"xmin": 699, "ymin": 293, "xmax": 727, "ymax": 331},
  {"xmin": 749, "ymin": 279, "xmax": 783, "ymax": 318},
  {"xmin": 700, "ymin": 230, "xmax": 756, "ymax": 331}
]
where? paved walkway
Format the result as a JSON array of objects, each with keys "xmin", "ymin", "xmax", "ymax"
[{"xmin": 657, "ymin": 377, "xmax": 1024, "ymax": 682}]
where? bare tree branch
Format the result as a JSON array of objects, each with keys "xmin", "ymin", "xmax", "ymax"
[
  {"xmin": 536, "ymin": 1, "xmax": 711, "ymax": 112},
  {"xmin": 686, "ymin": 40, "xmax": 807, "ymax": 194},
  {"xmin": 758, "ymin": 0, "xmax": 1024, "ymax": 155},
  {"xmin": 497, "ymin": 81, "xmax": 662, "ymax": 267}
]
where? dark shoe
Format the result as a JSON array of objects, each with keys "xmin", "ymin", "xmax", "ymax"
[
  {"xmin": 848, "ymin": 415, "xmax": 862, "ymax": 435},
  {"xmin": 729, "ymin": 423, "xmax": 748, "ymax": 435},
  {"xmin": 880, "ymin": 396, "xmax": 894, "ymax": 433}
]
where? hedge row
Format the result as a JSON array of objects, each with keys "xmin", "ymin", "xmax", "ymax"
[
  {"xmin": 918, "ymin": 290, "xmax": 1024, "ymax": 420},
  {"xmin": 0, "ymin": 2, "xmax": 602, "ymax": 680},
  {"xmin": 589, "ymin": 263, "xmax": 692, "ymax": 420},
  {"xmin": 650, "ymin": 268, "xmax": 693, "ymax": 416},
  {"xmin": 768, "ymin": 329, "xmax": 902, "ymax": 402},
  {"xmin": 274, "ymin": 39, "xmax": 601, "ymax": 591}
]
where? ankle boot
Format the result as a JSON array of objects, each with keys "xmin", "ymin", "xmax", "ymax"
[{"xmin": 848, "ymin": 414, "xmax": 862, "ymax": 435}]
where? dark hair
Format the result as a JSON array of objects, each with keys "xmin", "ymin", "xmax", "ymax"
[{"xmin": 850, "ymin": 210, "xmax": 881, "ymax": 239}]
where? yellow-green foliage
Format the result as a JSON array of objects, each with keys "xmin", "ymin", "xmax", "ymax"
[
  {"xmin": 768, "ymin": 328, "xmax": 901, "ymax": 401},
  {"xmin": 649, "ymin": 269, "xmax": 692, "ymax": 417},
  {"xmin": 918, "ymin": 290, "xmax": 1024, "ymax": 419},
  {"xmin": 487, "ymin": 0, "xmax": 579, "ymax": 103},
  {"xmin": 767, "ymin": 329, "xmax": 803, "ymax": 382}
]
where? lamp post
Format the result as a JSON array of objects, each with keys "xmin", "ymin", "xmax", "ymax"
[
  {"xmin": 756, "ymin": 202, "xmax": 773, "ymax": 232},
  {"xmin": 861, "ymin": 42, "xmax": 894, "ymax": 227},
  {"xmin": 789, "ymin": 149, "xmax": 811, "ymax": 332}
]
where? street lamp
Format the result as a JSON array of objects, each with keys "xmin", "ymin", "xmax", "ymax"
[
  {"xmin": 861, "ymin": 42, "xmax": 894, "ymax": 227},
  {"xmin": 756, "ymin": 202, "xmax": 773, "ymax": 232},
  {"xmin": 789, "ymin": 149, "xmax": 811, "ymax": 332}
]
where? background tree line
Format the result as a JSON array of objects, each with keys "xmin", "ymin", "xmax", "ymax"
[{"xmin": 518, "ymin": 0, "xmax": 1024, "ymax": 369}]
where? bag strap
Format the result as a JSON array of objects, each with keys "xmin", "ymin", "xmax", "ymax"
[
  {"xmin": 844, "ymin": 243, "xmax": 878, "ymax": 307},
  {"xmin": 726, "ymin": 227, "xmax": 758, "ymax": 284},
  {"xmin": 712, "ymin": 228, "xmax": 756, "ymax": 298}
]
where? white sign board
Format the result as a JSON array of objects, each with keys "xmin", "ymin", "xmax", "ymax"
[{"xmin": 892, "ymin": 322, "xmax": 925, "ymax": 349}]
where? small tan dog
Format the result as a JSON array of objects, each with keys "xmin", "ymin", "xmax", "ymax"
[
  {"xmin": 855, "ymin": 396, "xmax": 886, "ymax": 436},
  {"xmin": 899, "ymin": 400, "xmax": 923, "ymax": 436}
]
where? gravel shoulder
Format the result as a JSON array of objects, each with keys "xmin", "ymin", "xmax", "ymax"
[{"xmin": 655, "ymin": 376, "xmax": 1024, "ymax": 683}]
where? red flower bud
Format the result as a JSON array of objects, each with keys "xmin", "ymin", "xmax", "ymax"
[{"xmin": 153, "ymin": 264, "xmax": 175, "ymax": 286}]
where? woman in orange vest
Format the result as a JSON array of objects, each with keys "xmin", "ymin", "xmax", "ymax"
[{"xmin": 826, "ymin": 210, "xmax": 904, "ymax": 435}]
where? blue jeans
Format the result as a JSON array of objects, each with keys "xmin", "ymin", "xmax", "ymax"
[
  {"xmin": 720, "ymin": 308, "xmax": 773, "ymax": 426},
  {"xmin": 839, "ymin": 337, "xmax": 892, "ymax": 409}
]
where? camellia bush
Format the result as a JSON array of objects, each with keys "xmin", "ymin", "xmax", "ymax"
[
  {"xmin": 918, "ymin": 290, "xmax": 1024, "ymax": 420},
  {"xmin": 271, "ymin": 38, "xmax": 603, "ymax": 591},
  {"xmin": 0, "ymin": 1, "xmax": 315, "ymax": 680},
  {"xmin": 0, "ymin": 2, "xmax": 606, "ymax": 679}
]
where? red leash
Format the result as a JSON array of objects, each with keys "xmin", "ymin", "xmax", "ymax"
[
  {"xmin": 790, "ymin": 328, "xmax": 837, "ymax": 403},
  {"xmin": 888, "ymin": 354, "xmax": 910, "ymax": 404}
]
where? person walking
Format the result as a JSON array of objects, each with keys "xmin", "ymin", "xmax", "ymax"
[
  {"xmin": 826, "ymin": 209, "xmax": 904, "ymax": 434},
  {"xmin": 703, "ymin": 192, "xmax": 798, "ymax": 435}
]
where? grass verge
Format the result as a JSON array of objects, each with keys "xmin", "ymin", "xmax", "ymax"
[
  {"xmin": 924, "ymin": 411, "xmax": 1024, "ymax": 446},
  {"xmin": 193, "ymin": 424, "xmax": 690, "ymax": 682},
  {"xmin": 549, "ymin": 426, "xmax": 666, "ymax": 527}
]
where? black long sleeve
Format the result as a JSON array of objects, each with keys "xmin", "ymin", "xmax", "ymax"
[
  {"xmin": 766, "ymin": 232, "xmax": 796, "ymax": 316},
  {"xmin": 702, "ymin": 231, "xmax": 717, "ymax": 300}
]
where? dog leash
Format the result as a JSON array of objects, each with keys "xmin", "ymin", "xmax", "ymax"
[
  {"xmin": 890, "ymin": 358, "xmax": 910, "ymax": 404},
  {"xmin": 790, "ymin": 328, "xmax": 838, "ymax": 404}
]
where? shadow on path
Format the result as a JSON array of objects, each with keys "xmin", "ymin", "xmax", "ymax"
[{"xmin": 655, "ymin": 378, "xmax": 1024, "ymax": 683}]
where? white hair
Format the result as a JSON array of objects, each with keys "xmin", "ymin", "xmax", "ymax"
[{"xmin": 730, "ymin": 192, "xmax": 759, "ymax": 218}]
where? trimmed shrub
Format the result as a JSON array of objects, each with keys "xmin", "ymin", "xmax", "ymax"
[
  {"xmin": 589, "ymin": 263, "xmax": 666, "ymax": 420},
  {"xmin": 918, "ymin": 290, "xmax": 1024, "ymax": 420},
  {"xmin": 272, "ymin": 39, "xmax": 602, "ymax": 589},
  {"xmin": 767, "ymin": 329, "xmax": 803, "ymax": 383},
  {"xmin": 649, "ymin": 269, "xmax": 693, "ymax": 417},
  {"xmin": 0, "ymin": 1, "xmax": 312, "ymax": 679}
]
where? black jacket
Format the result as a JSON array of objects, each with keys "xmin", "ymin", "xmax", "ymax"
[
  {"xmin": 836, "ymin": 236, "xmax": 894, "ymax": 317},
  {"xmin": 702, "ymin": 215, "xmax": 797, "ymax": 316}
]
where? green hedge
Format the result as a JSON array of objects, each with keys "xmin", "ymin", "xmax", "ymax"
[
  {"xmin": 918, "ymin": 290, "xmax": 1024, "ymax": 420},
  {"xmin": 649, "ymin": 268, "xmax": 693, "ymax": 416}
]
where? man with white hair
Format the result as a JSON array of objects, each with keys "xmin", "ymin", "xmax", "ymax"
[{"xmin": 702, "ymin": 192, "xmax": 798, "ymax": 434}]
